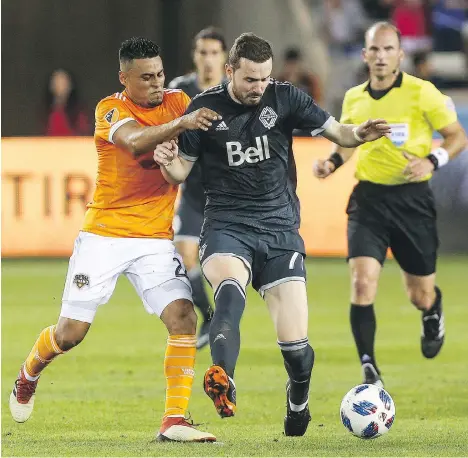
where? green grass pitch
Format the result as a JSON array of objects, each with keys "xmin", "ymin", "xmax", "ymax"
[{"xmin": 2, "ymin": 257, "xmax": 468, "ymax": 456}]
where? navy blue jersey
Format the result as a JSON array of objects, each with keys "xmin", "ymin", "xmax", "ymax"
[
  {"xmin": 169, "ymin": 73, "xmax": 228, "ymax": 212},
  {"xmin": 168, "ymin": 73, "xmax": 204, "ymax": 211},
  {"xmin": 179, "ymin": 80, "xmax": 332, "ymax": 231}
]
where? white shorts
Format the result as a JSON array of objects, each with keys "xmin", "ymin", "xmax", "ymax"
[{"xmin": 60, "ymin": 231, "xmax": 192, "ymax": 323}]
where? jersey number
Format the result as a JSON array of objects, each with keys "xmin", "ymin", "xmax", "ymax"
[{"xmin": 173, "ymin": 257, "xmax": 188, "ymax": 278}]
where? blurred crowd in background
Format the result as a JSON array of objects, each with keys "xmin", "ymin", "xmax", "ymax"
[
  {"xmin": 2, "ymin": 0, "xmax": 468, "ymax": 254},
  {"xmin": 2, "ymin": 0, "xmax": 467, "ymax": 137}
]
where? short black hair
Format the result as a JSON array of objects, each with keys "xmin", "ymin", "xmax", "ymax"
[
  {"xmin": 228, "ymin": 32, "xmax": 273, "ymax": 69},
  {"xmin": 119, "ymin": 37, "xmax": 160, "ymax": 64},
  {"xmin": 193, "ymin": 26, "xmax": 227, "ymax": 51},
  {"xmin": 365, "ymin": 21, "xmax": 402, "ymax": 47}
]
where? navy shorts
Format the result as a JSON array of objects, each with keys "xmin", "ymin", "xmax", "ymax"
[{"xmin": 199, "ymin": 220, "xmax": 306, "ymax": 296}]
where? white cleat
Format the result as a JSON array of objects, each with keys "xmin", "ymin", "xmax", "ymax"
[
  {"xmin": 157, "ymin": 416, "xmax": 216, "ymax": 442},
  {"xmin": 9, "ymin": 367, "xmax": 39, "ymax": 423}
]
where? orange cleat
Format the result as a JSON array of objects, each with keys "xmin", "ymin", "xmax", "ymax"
[{"xmin": 203, "ymin": 365, "xmax": 236, "ymax": 418}]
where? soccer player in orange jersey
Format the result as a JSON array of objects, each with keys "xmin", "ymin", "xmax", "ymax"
[{"xmin": 9, "ymin": 37, "xmax": 221, "ymax": 442}]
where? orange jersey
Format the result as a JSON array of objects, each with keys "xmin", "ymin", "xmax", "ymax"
[{"xmin": 82, "ymin": 89, "xmax": 190, "ymax": 238}]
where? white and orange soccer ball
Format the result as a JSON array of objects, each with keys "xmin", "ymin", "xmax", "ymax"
[{"xmin": 340, "ymin": 384, "xmax": 396, "ymax": 439}]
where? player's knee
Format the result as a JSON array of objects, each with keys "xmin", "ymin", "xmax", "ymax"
[
  {"xmin": 164, "ymin": 299, "xmax": 197, "ymax": 334},
  {"xmin": 54, "ymin": 317, "xmax": 90, "ymax": 351},
  {"xmin": 54, "ymin": 329, "xmax": 86, "ymax": 351},
  {"xmin": 407, "ymin": 287, "xmax": 434, "ymax": 310},
  {"xmin": 279, "ymin": 341, "xmax": 315, "ymax": 382},
  {"xmin": 352, "ymin": 274, "xmax": 377, "ymax": 302}
]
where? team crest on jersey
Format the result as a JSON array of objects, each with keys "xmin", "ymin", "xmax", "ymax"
[
  {"xmin": 259, "ymin": 106, "xmax": 277, "ymax": 129},
  {"xmin": 104, "ymin": 108, "xmax": 119, "ymax": 125},
  {"xmin": 73, "ymin": 273, "xmax": 89, "ymax": 289}
]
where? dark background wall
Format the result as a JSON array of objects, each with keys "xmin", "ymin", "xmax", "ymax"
[{"xmin": 1, "ymin": 0, "xmax": 220, "ymax": 136}]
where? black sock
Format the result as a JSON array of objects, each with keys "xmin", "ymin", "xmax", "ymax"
[
  {"xmin": 209, "ymin": 278, "xmax": 246, "ymax": 378},
  {"xmin": 188, "ymin": 267, "xmax": 213, "ymax": 322},
  {"xmin": 279, "ymin": 339, "xmax": 315, "ymax": 407},
  {"xmin": 424, "ymin": 286, "xmax": 442, "ymax": 316},
  {"xmin": 350, "ymin": 304, "xmax": 379, "ymax": 372}
]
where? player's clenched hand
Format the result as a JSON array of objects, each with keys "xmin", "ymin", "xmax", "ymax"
[
  {"xmin": 402, "ymin": 151, "xmax": 435, "ymax": 182},
  {"xmin": 153, "ymin": 140, "xmax": 178, "ymax": 167},
  {"xmin": 313, "ymin": 159, "xmax": 335, "ymax": 179},
  {"xmin": 182, "ymin": 108, "xmax": 222, "ymax": 131},
  {"xmin": 355, "ymin": 119, "xmax": 391, "ymax": 142}
]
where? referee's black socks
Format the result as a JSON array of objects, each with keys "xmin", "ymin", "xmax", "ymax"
[
  {"xmin": 350, "ymin": 303, "xmax": 380, "ymax": 373},
  {"xmin": 279, "ymin": 339, "xmax": 315, "ymax": 408},
  {"xmin": 209, "ymin": 278, "xmax": 246, "ymax": 378},
  {"xmin": 424, "ymin": 286, "xmax": 442, "ymax": 316}
]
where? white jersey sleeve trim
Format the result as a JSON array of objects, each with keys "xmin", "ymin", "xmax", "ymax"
[
  {"xmin": 179, "ymin": 150, "xmax": 199, "ymax": 162},
  {"xmin": 311, "ymin": 115, "xmax": 335, "ymax": 137},
  {"xmin": 108, "ymin": 117, "xmax": 135, "ymax": 143}
]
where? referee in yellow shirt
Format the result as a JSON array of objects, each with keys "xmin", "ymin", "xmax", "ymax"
[{"xmin": 314, "ymin": 22, "xmax": 467, "ymax": 387}]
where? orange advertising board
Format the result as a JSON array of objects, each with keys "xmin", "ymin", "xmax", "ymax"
[{"xmin": 1, "ymin": 137, "xmax": 358, "ymax": 257}]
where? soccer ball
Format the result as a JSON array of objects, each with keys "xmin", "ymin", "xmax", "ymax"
[{"xmin": 340, "ymin": 384, "xmax": 395, "ymax": 439}]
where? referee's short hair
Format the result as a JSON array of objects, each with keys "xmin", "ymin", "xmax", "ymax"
[{"xmin": 365, "ymin": 22, "xmax": 402, "ymax": 47}]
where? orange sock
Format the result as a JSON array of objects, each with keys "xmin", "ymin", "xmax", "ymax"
[
  {"xmin": 24, "ymin": 325, "xmax": 64, "ymax": 377},
  {"xmin": 163, "ymin": 334, "xmax": 197, "ymax": 418}
]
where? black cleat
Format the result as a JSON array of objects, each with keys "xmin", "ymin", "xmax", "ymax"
[
  {"xmin": 361, "ymin": 355, "xmax": 384, "ymax": 388},
  {"xmin": 284, "ymin": 380, "xmax": 311, "ymax": 437},
  {"xmin": 421, "ymin": 302, "xmax": 445, "ymax": 359}
]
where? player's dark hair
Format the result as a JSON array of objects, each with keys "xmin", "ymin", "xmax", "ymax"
[
  {"xmin": 119, "ymin": 37, "xmax": 160, "ymax": 64},
  {"xmin": 193, "ymin": 26, "xmax": 227, "ymax": 51},
  {"xmin": 228, "ymin": 33, "xmax": 273, "ymax": 69},
  {"xmin": 365, "ymin": 21, "xmax": 402, "ymax": 46}
]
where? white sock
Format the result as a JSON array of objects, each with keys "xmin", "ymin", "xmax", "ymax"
[
  {"xmin": 289, "ymin": 397, "xmax": 308, "ymax": 412},
  {"xmin": 23, "ymin": 365, "xmax": 40, "ymax": 382}
]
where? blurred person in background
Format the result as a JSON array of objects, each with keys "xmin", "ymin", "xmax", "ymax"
[
  {"xmin": 10, "ymin": 37, "xmax": 221, "ymax": 443},
  {"xmin": 168, "ymin": 27, "xmax": 227, "ymax": 350},
  {"xmin": 313, "ymin": 22, "xmax": 467, "ymax": 387},
  {"xmin": 391, "ymin": 0, "xmax": 432, "ymax": 54},
  {"xmin": 45, "ymin": 68, "xmax": 91, "ymax": 136},
  {"xmin": 412, "ymin": 51, "xmax": 443, "ymax": 86},
  {"xmin": 324, "ymin": 0, "xmax": 367, "ymax": 117},
  {"xmin": 360, "ymin": 0, "xmax": 395, "ymax": 21},
  {"xmin": 432, "ymin": 0, "xmax": 467, "ymax": 52},
  {"xmin": 277, "ymin": 47, "xmax": 323, "ymax": 104}
]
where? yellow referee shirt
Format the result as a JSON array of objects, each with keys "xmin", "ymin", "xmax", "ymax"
[{"xmin": 340, "ymin": 72, "xmax": 457, "ymax": 185}]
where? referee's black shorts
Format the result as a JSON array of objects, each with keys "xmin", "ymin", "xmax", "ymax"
[{"xmin": 346, "ymin": 181, "xmax": 439, "ymax": 276}]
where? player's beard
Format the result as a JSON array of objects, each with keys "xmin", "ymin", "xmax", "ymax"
[{"xmin": 232, "ymin": 84, "xmax": 262, "ymax": 106}]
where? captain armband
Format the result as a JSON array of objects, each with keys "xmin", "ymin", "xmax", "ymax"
[{"xmin": 427, "ymin": 147, "xmax": 449, "ymax": 170}]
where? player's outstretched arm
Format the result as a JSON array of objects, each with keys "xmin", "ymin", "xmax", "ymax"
[
  {"xmin": 322, "ymin": 118, "xmax": 391, "ymax": 148},
  {"xmin": 113, "ymin": 108, "xmax": 221, "ymax": 158},
  {"xmin": 154, "ymin": 141, "xmax": 194, "ymax": 185}
]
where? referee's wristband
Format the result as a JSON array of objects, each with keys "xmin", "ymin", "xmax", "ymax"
[
  {"xmin": 427, "ymin": 147, "xmax": 449, "ymax": 170},
  {"xmin": 327, "ymin": 152, "xmax": 344, "ymax": 171},
  {"xmin": 352, "ymin": 126, "xmax": 365, "ymax": 144}
]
